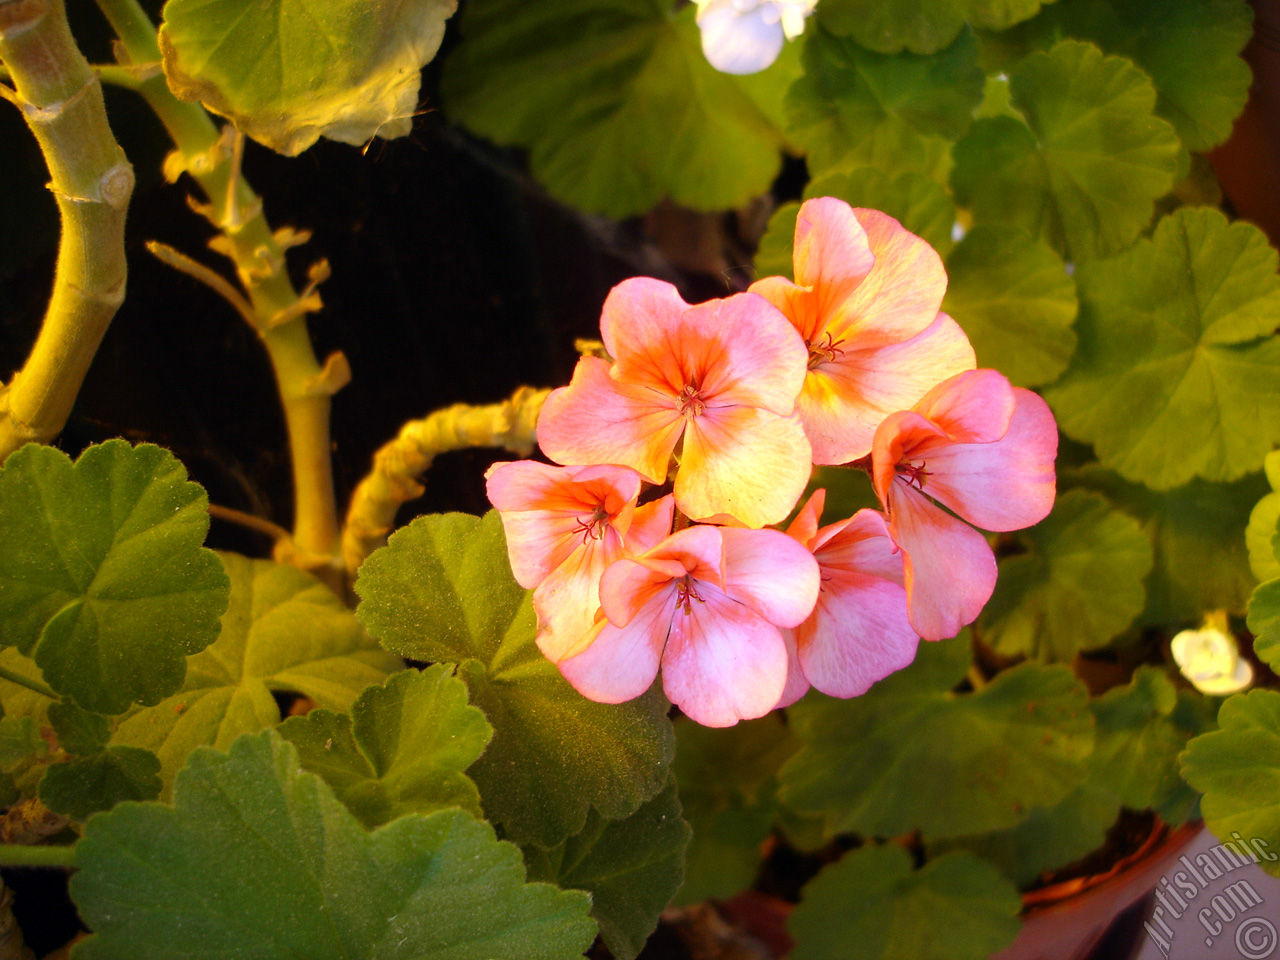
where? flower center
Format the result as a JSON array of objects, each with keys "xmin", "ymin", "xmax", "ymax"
[
  {"xmin": 675, "ymin": 575, "xmax": 704, "ymax": 615},
  {"xmin": 806, "ymin": 332, "xmax": 844, "ymax": 370},
  {"xmin": 677, "ymin": 382, "xmax": 706, "ymax": 419},
  {"xmin": 897, "ymin": 461, "xmax": 930, "ymax": 490},
  {"xmin": 573, "ymin": 505, "xmax": 611, "ymax": 543}
]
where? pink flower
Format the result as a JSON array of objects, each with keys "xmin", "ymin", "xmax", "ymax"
[
  {"xmin": 775, "ymin": 489, "xmax": 918, "ymax": 705},
  {"xmin": 750, "ymin": 198, "xmax": 975, "ymax": 465},
  {"xmin": 557, "ymin": 524, "xmax": 820, "ymax": 727},
  {"xmin": 486, "ymin": 460, "xmax": 673, "ymax": 662},
  {"xmin": 536, "ymin": 278, "xmax": 812, "ymax": 527},
  {"xmin": 871, "ymin": 369, "xmax": 1057, "ymax": 641}
]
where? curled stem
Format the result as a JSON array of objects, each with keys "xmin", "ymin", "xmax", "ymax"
[
  {"xmin": 0, "ymin": 0, "xmax": 134, "ymax": 460},
  {"xmin": 343, "ymin": 386, "xmax": 549, "ymax": 576}
]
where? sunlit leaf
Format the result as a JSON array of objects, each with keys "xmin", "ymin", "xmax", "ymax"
[
  {"xmin": 1246, "ymin": 452, "xmax": 1280, "ymax": 583},
  {"xmin": 788, "ymin": 845, "xmax": 1021, "ymax": 960},
  {"xmin": 786, "ymin": 25, "xmax": 982, "ymax": 179},
  {"xmin": 1046, "ymin": 208, "xmax": 1280, "ymax": 489},
  {"xmin": 525, "ymin": 778, "xmax": 689, "ymax": 960},
  {"xmin": 941, "ymin": 225, "xmax": 1077, "ymax": 387},
  {"xmin": 38, "ymin": 746, "xmax": 161, "ymax": 822},
  {"xmin": 112, "ymin": 552, "xmax": 400, "ymax": 795},
  {"xmin": 980, "ymin": 490, "xmax": 1151, "ymax": 661},
  {"xmin": 356, "ymin": 510, "xmax": 675, "ymax": 847},
  {"xmin": 159, "ymin": 0, "xmax": 457, "ymax": 155},
  {"xmin": 278, "ymin": 665, "xmax": 491, "ymax": 829},
  {"xmin": 0, "ymin": 441, "xmax": 228, "ymax": 715},
  {"xmin": 1248, "ymin": 579, "xmax": 1280, "ymax": 674},
  {"xmin": 70, "ymin": 730, "xmax": 598, "ymax": 958},
  {"xmin": 442, "ymin": 0, "xmax": 788, "ymax": 217},
  {"xmin": 951, "ymin": 40, "xmax": 1181, "ymax": 262},
  {"xmin": 1181, "ymin": 690, "xmax": 1280, "ymax": 878},
  {"xmin": 778, "ymin": 635, "xmax": 1094, "ymax": 839}
]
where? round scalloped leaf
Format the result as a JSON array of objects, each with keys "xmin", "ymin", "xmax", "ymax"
[
  {"xmin": 70, "ymin": 730, "xmax": 598, "ymax": 959},
  {"xmin": 1064, "ymin": 466, "xmax": 1265, "ymax": 625},
  {"xmin": 777, "ymin": 636, "xmax": 1094, "ymax": 840},
  {"xmin": 524, "ymin": 778, "xmax": 690, "ymax": 960},
  {"xmin": 1247, "ymin": 579, "xmax": 1280, "ymax": 674},
  {"xmin": 784, "ymin": 25, "xmax": 982, "ymax": 179},
  {"xmin": 0, "ymin": 441, "xmax": 229, "ymax": 715},
  {"xmin": 356, "ymin": 511, "xmax": 675, "ymax": 848},
  {"xmin": 1013, "ymin": 0, "xmax": 1252, "ymax": 151},
  {"xmin": 48, "ymin": 701, "xmax": 110, "ymax": 757},
  {"xmin": 278, "ymin": 664, "xmax": 491, "ymax": 829},
  {"xmin": 951, "ymin": 40, "xmax": 1181, "ymax": 262},
  {"xmin": 818, "ymin": 0, "xmax": 1050, "ymax": 55},
  {"xmin": 112, "ymin": 552, "xmax": 400, "ymax": 796},
  {"xmin": 159, "ymin": 0, "xmax": 456, "ymax": 156},
  {"xmin": 1181, "ymin": 690, "xmax": 1280, "ymax": 878},
  {"xmin": 941, "ymin": 225, "xmax": 1077, "ymax": 387},
  {"xmin": 38, "ymin": 746, "xmax": 161, "ymax": 822},
  {"xmin": 1247, "ymin": 452, "xmax": 1280, "ymax": 583},
  {"xmin": 1045, "ymin": 208, "xmax": 1280, "ymax": 490},
  {"xmin": 441, "ymin": 0, "xmax": 788, "ymax": 218},
  {"xmin": 808, "ymin": 167, "xmax": 958, "ymax": 255},
  {"xmin": 788, "ymin": 845, "xmax": 1022, "ymax": 960},
  {"xmin": 979, "ymin": 490, "xmax": 1152, "ymax": 661}
]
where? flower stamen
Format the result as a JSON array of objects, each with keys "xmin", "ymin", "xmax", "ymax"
[
  {"xmin": 806, "ymin": 332, "xmax": 844, "ymax": 369},
  {"xmin": 675, "ymin": 575, "xmax": 704, "ymax": 615},
  {"xmin": 572, "ymin": 505, "xmax": 611, "ymax": 543},
  {"xmin": 677, "ymin": 382, "xmax": 706, "ymax": 419}
]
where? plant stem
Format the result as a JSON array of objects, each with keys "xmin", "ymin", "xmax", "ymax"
[
  {"xmin": 0, "ymin": 665, "xmax": 56, "ymax": 700},
  {"xmin": 0, "ymin": 844, "xmax": 75, "ymax": 870},
  {"xmin": 92, "ymin": 0, "xmax": 346, "ymax": 579},
  {"xmin": 0, "ymin": 0, "xmax": 133, "ymax": 460}
]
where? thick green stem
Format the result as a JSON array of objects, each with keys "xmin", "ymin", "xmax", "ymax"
[
  {"xmin": 0, "ymin": 0, "xmax": 133, "ymax": 459},
  {"xmin": 93, "ymin": 0, "xmax": 345, "ymax": 575},
  {"xmin": 0, "ymin": 843, "xmax": 75, "ymax": 869}
]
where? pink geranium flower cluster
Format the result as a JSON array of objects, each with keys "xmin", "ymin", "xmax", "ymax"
[{"xmin": 486, "ymin": 198, "xmax": 1058, "ymax": 727}]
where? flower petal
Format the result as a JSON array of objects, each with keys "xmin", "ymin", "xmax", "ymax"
[
  {"xmin": 696, "ymin": 0, "xmax": 786, "ymax": 74},
  {"xmin": 774, "ymin": 628, "xmax": 811, "ymax": 708},
  {"xmin": 792, "ymin": 197, "xmax": 876, "ymax": 314},
  {"xmin": 661, "ymin": 591, "xmax": 789, "ymax": 726},
  {"xmin": 913, "ymin": 368, "xmax": 1016, "ymax": 444},
  {"xmin": 802, "ymin": 312, "xmax": 976, "ymax": 463},
  {"xmin": 887, "ymin": 481, "xmax": 997, "ymax": 641},
  {"xmin": 558, "ymin": 591, "xmax": 676, "ymax": 704},
  {"xmin": 599, "ymin": 277, "xmax": 692, "ymax": 390},
  {"xmin": 871, "ymin": 410, "xmax": 949, "ymax": 506},
  {"xmin": 677, "ymin": 405, "xmax": 812, "ymax": 527},
  {"xmin": 916, "ymin": 388, "xmax": 1058, "ymax": 532},
  {"xmin": 811, "ymin": 508, "xmax": 903, "ymax": 585},
  {"xmin": 533, "ymin": 538, "xmax": 619, "ymax": 662},
  {"xmin": 599, "ymin": 525, "xmax": 725, "ymax": 627},
  {"xmin": 537, "ymin": 356, "xmax": 684, "ymax": 482},
  {"xmin": 627, "ymin": 495, "xmax": 676, "ymax": 554},
  {"xmin": 718, "ymin": 526, "xmax": 820, "ymax": 627},
  {"xmin": 785, "ymin": 488, "xmax": 826, "ymax": 546}
]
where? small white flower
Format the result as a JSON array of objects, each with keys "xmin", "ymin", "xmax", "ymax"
[
  {"xmin": 1171, "ymin": 615, "xmax": 1254, "ymax": 695},
  {"xmin": 693, "ymin": 0, "xmax": 818, "ymax": 75}
]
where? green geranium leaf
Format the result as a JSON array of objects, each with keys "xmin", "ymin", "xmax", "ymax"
[
  {"xmin": 930, "ymin": 783, "xmax": 1120, "ymax": 888},
  {"xmin": 755, "ymin": 202, "xmax": 801, "ymax": 282},
  {"xmin": 1065, "ymin": 466, "xmax": 1264, "ymax": 625},
  {"xmin": 70, "ymin": 730, "xmax": 597, "ymax": 959},
  {"xmin": 1018, "ymin": 0, "xmax": 1252, "ymax": 151},
  {"xmin": 48, "ymin": 701, "xmax": 110, "ymax": 756},
  {"xmin": 1181, "ymin": 690, "xmax": 1280, "ymax": 878},
  {"xmin": 159, "ymin": 0, "xmax": 456, "ymax": 156},
  {"xmin": 1247, "ymin": 579, "xmax": 1280, "ymax": 673},
  {"xmin": 951, "ymin": 40, "xmax": 1181, "ymax": 262},
  {"xmin": 979, "ymin": 490, "xmax": 1152, "ymax": 661},
  {"xmin": 356, "ymin": 511, "xmax": 675, "ymax": 848},
  {"xmin": 673, "ymin": 714, "xmax": 798, "ymax": 905},
  {"xmin": 1046, "ymin": 208, "xmax": 1280, "ymax": 489},
  {"xmin": 39, "ymin": 746, "xmax": 161, "ymax": 821},
  {"xmin": 113, "ymin": 552, "xmax": 400, "ymax": 795},
  {"xmin": 278, "ymin": 665, "xmax": 491, "ymax": 829},
  {"xmin": 941, "ymin": 225, "xmax": 1077, "ymax": 388},
  {"xmin": 778, "ymin": 636, "xmax": 1094, "ymax": 839},
  {"xmin": 785, "ymin": 25, "xmax": 982, "ymax": 179},
  {"xmin": 818, "ymin": 0, "xmax": 1050, "ymax": 54},
  {"xmin": 442, "ymin": 0, "xmax": 787, "ymax": 217},
  {"xmin": 0, "ymin": 715, "xmax": 44, "ymax": 765},
  {"xmin": 1246, "ymin": 452, "xmax": 1280, "ymax": 583},
  {"xmin": 0, "ymin": 441, "xmax": 229, "ymax": 715},
  {"xmin": 525, "ymin": 778, "xmax": 689, "ymax": 960},
  {"xmin": 788, "ymin": 845, "xmax": 1022, "ymax": 960}
]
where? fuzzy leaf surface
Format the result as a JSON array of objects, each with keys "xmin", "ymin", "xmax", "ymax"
[
  {"xmin": 356, "ymin": 510, "xmax": 675, "ymax": 847},
  {"xmin": 70, "ymin": 730, "xmax": 598, "ymax": 958},
  {"xmin": 278, "ymin": 665, "xmax": 491, "ymax": 828},
  {"xmin": 818, "ymin": 0, "xmax": 1050, "ymax": 54},
  {"xmin": 112, "ymin": 553, "xmax": 399, "ymax": 795},
  {"xmin": 38, "ymin": 746, "xmax": 161, "ymax": 821},
  {"xmin": 0, "ymin": 441, "xmax": 228, "ymax": 715},
  {"xmin": 159, "ymin": 0, "xmax": 457, "ymax": 155}
]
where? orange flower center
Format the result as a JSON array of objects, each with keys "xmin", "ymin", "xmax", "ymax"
[
  {"xmin": 677, "ymin": 382, "xmax": 706, "ymax": 419},
  {"xmin": 573, "ymin": 505, "xmax": 611, "ymax": 542},
  {"xmin": 806, "ymin": 332, "xmax": 845, "ymax": 370},
  {"xmin": 897, "ymin": 461, "xmax": 930, "ymax": 490}
]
